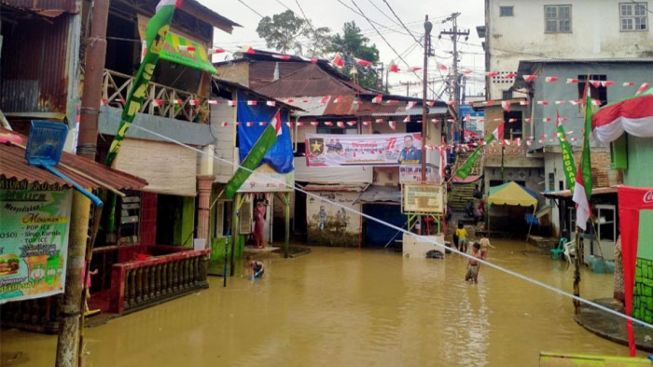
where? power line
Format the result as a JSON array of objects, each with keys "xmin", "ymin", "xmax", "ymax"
[
  {"xmin": 381, "ymin": 0, "xmax": 422, "ymax": 45},
  {"xmin": 335, "ymin": 0, "xmax": 413, "ymax": 37},
  {"xmin": 274, "ymin": 0, "xmax": 294, "ymax": 12},
  {"xmin": 367, "ymin": 0, "xmax": 403, "ymax": 28},
  {"xmin": 236, "ymin": 0, "xmax": 264, "ymax": 18}
]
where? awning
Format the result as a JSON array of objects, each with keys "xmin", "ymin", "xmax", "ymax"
[
  {"xmin": 542, "ymin": 186, "xmax": 617, "ymax": 199},
  {"xmin": 302, "ymin": 183, "xmax": 368, "ymax": 192},
  {"xmin": 0, "ymin": 130, "xmax": 147, "ymax": 190},
  {"xmin": 488, "ymin": 181, "xmax": 538, "ymax": 207},
  {"xmin": 354, "ymin": 185, "xmax": 401, "ymax": 204},
  {"xmin": 138, "ymin": 15, "xmax": 217, "ymax": 74}
]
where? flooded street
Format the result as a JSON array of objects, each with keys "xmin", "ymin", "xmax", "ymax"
[{"xmin": 1, "ymin": 241, "xmax": 630, "ymax": 366}]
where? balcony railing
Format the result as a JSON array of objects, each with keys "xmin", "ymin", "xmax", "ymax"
[
  {"xmin": 109, "ymin": 247, "xmax": 210, "ymax": 314},
  {"xmin": 102, "ymin": 69, "xmax": 210, "ymax": 123}
]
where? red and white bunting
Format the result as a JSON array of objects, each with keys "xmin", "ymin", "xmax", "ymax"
[
  {"xmin": 389, "ymin": 63, "xmax": 400, "ymax": 73},
  {"xmin": 333, "ymin": 96, "xmax": 342, "ymax": 104},
  {"xmin": 519, "ymin": 100, "xmax": 530, "ymax": 106},
  {"xmin": 438, "ymin": 63, "xmax": 448, "ymax": 72},
  {"xmin": 310, "ymin": 121, "xmax": 319, "ymax": 126},
  {"xmin": 228, "ymin": 100, "xmax": 236, "ymax": 107},
  {"xmin": 545, "ymin": 76, "xmax": 558, "ymax": 83},
  {"xmin": 221, "ymin": 121, "xmax": 228, "ymax": 127},
  {"xmin": 501, "ymin": 100, "xmax": 511, "ymax": 112},
  {"xmin": 462, "ymin": 68, "xmax": 473, "ymax": 75},
  {"xmin": 189, "ymin": 99, "xmax": 199, "ymax": 106},
  {"xmin": 446, "ymin": 100, "xmax": 455, "ymax": 106},
  {"xmin": 320, "ymin": 95, "xmax": 330, "ymax": 104},
  {"xmin": 208, "ymin": 99, "xmax": 218, "ymax": 105},
  {"xmin": 537, "ymin": 100, "xmax": 549, "ymax": 106},
  {"xmin": 408, "ymin": 66, "xmax": 422, "ymax": 72},
  {"xmin": 524, "ymin": 118, "xmax": 532, "ymax": 123},
  {"xmin": 591, "ymin": 99, "xmax": 602, "ymax": 106},
  {"xmin": 153, "ymin": 98, "xmax": 164, "ymax": 107},
  {"xmin": 246, "ymin": 122, "xmax": 254, "ymax": 127},
  {"xmin": 266, "ymin": 101, "xmax": 276, "ymax": 107},
  {"xmin": 272, "ymin": 54, "xmax": 292, "ymax": 60},
  {"xmin": 242, "ymin": 46, "xmax": 256, "ymax": 54},
  {"xmin": 375, "ymin": 118, "xmax": 384, "ymax": 124},
  {"xmin": 235, "ymin": 122, "xmax": 241, "ymax": 126},
  {"xmin": 389, "ymin": 121, "xmax": 396, "ymax": 130},
  {"xmin": 178, "ymin": 45, "xmax": 196, "ymax": 53},
  {"xmin": 355, "ymin": 57, "xmax": 373, "ymax": 67},
  {"xmin": 173, "ymin": 99, "xmax": 182, "ymax": 105},
  {"xmin": 406, "ymin": 101, "xmax": 417, "ymax": 110},
  {"xmin": 386, "ymin": 100, "xmax": 399, "ymax": 105},
  {"xmin": 324, "ymin": 121, "xmax": 333, "ymax": 126},
  {"xmin": 286, "ymin": 98, "xmax": 295, "ymax": 103},
  {"xmin": 403, "ymin": 116, "xmax": 410, "ymax": 123},
  {"xmin": 590, "ymin": 80, "xmax": 602, "ymax": 88},
  {"xmin": 636, "ymin": 82, "xmax": 651, "ymax": 95},
  {"xmin": 543, "ymin": 117, "xmax": 551, "ymax": 123},
  {"xmin": 247, "ymin": 100, "xmax": 257, "ymax": 106},
  {"xmin": 508, "ymin": 118, "xmax": 517, "ymax": 123},
  {"xmin": 209, "ymin": 47, "xmax": 226, "ymax": 54},
  {"xmin": 569, "ymin": 100, "xmax": 581, "ymax": 106},
  {"xmin": 296, "ymin": 121, "xmax": 304, "ymax": 127},
  {"xmin": 362, "ymin": 120, "xmax": 371, "ymax": 126},
  {"xmin": 464, "ymin": 114, "xmax": 471, "ymax": 122},
  {"xmin": 602, "ymin": 80, "xmax": 615, "ymax": 87},
  {"xmin": 523, "ymin": 74, "xmax": 538, "ymax": 82},
  {"xmin": 555, "ymin": 100, "xmax": 566, "ymax": 105},
  {"xmin": 486, "ymin": 71, "xmax": 499, "ymax": 78},
  {"xmin": 623, "ymin": 81, "xmax": 635, "ymax": 87},
  {"xmin": 286, "ymin": 122, "xmax": 292, "ymax": 127},
  {"xmin": 372, "ymin": 94, "xmax": 383, "ymax": 104},
  {"xmin": 505, "ymin": 72, "xmax": 517, "ymax": 78},
  {"xmin": 337, "ymin": 121, "xmax": 345, "ymax": 128},
  {"xmin": 347, "ymin": 121, "xmax": 357, "ymax": 126},
  {"xmin": 332, "ymin": 53, "xmax": 345, "ymax": 68},
  {"xmin": 298, "ymin": 56, "xmax": 319, "ymax": 63},
  {"xmin": 259, "ymin": 121, "xmax": 267, "ymax": 127},
  {"xmin": 566, "ymin": 78, "xmax": 579, "ymax": 84},
  {"xmin": 431, "ymin": 118, "xmax": 440, "ymax": 124},
  {"xmin": 353, "ymin": 99, "xmax": 360, "ymax": 105},
  {"xmin": 426, "ymin": 100, "xmax": 435, "ymax": 107},
  {"xmin": 447, "ymin": 118, "xmax": 455, "ymax": 123}
]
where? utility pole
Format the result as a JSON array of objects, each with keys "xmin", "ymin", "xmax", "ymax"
[
  {"xmin": 440, "ymin": 13, "xmax": 469, "ymax": 144},
  {"xmin": 421, "ymin": 15, "xmax": 432, "ymax": 183},
  {"xmin": 56, "ymin": 0, "xmax": 109, "ymax": 366}
]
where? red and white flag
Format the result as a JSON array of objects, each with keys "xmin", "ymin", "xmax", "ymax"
[
  {"xmin": 523, "ymin": 74, "xmax": 538, "ymax": 82},
  {"xmin": 272, "ymin": 54, "xmax": 292, "ymax": 60},
  {"xmin": 355, "ymin": 57, "xmax": 373, "ymax": 67},
  {"xmin": 266, "ymin": 101, "xmax": 276, "ymax": 107},
  {"xmin": 372, "ymin": 94, "xmax": 383, "ymax": 104},
  {"xmin": 406, "ymin": 101, "xmax": 417, "ymax": 110},
  {"xmin": 636, "ymin": 82, "xmax": 650, "ymax": 96},
  {"xmin": 332, "ymin": 53, "xmax": 345, "ymax": 68},
  {"xmin": 545, "ymin": 76, "xmax": 558, "ymax": 83},
  {"xmin": 501, "ymin": 100, "xmax": 511, "ymax": 112},
  {"xmin": 389, "ymin": 63, "xmax": 400, "ymax": 73},
  {"xmin": 408, "ymin": 66, "xmax": 422, "ymax": 72}
]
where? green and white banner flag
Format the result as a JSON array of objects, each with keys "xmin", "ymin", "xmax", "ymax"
[
  {"xmin": 455, "ymin": 123, "xmax": 503, "ymax": 179},
  {"xmin": 224, "ymin": 111, "xmax": 283, "ymax": 199},
  {"xmin": 556, "ymin": 117, "xmax": 576, "ymax": 192},
  {"xmin": 105, "ymin": 0, "xmax": 178, "ymax": 166}
]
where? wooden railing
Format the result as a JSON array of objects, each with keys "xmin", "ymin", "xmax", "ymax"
[
  {"xmin": 110, "ymin": 248, "xmax": 210, "ymax": 314},
  {"xmin": 102, "ymin": 69, "xmax": 210, "ymax": 123}
]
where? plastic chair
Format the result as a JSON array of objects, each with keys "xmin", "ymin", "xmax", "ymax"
[
  {"xmin": 551, "ymin": 237, "xmax": 567, "ymax": 260},
  {"xmin": 563, "ymin": 240, "xmax": 576, "ymax": 264}
]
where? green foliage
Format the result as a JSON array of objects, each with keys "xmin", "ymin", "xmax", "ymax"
[
  {"xmin": 329, "ymin": 22, "xmax": 381, "ymax": 90},
  {"xmin": 256, "ymin": 10, "xmax": 332, "ymax": 57}
]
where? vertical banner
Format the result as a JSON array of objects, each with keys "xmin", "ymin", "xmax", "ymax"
[
  {"xmin": 0, "ymin": 181, "xmax": 72, "ymax": 303},
  {"xmin": 105, "ymin": 1, "xmax": 178, "ymax": 167},
  {"xmin": 556, "ymin": 124, "xmax": 576, "ymax": 191}
]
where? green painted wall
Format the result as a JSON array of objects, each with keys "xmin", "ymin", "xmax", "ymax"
[
  {"xmin": 174, "ymin": 197, "xmax": 195, "ymax": 247},
  {"xmin": 638, "ymin": 211, "xmax": 653, "ymax": 261},
  {"xmin": 625, "ymin": 136, "xmax": 653, "ymax": 187}
]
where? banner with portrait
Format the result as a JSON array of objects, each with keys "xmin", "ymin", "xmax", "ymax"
[{"xmin": 305, "ymin": 133, "xmax": 423, "ymax": 167}]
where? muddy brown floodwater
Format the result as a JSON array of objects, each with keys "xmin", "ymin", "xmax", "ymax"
[{"xmin": 1, "ymin": 240, "xmax": 633, "ymax": 366}]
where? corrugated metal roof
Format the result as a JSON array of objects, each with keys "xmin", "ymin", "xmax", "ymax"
[
  {"xmin": 1, "ymin": 0, "xmax": 78, "ymax": 16},
  {"xmin": 254, "ymin": 64, "xmax": 364, "ymax": 97},
  {"xmin": 0, "ymin": 131, "xmax": 147, "ymax": 190},
  {"xmin": 303, "ymin": 183, "xmax": 368, "ymax": 192},
  {"xmin": 0, "ymin": 13, "xmax": 71, "ymax": 115},
  {"xmin": 354, "ymin": 185, "xmax": 401, "ymax": 204}
]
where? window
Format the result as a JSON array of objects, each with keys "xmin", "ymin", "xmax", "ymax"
[
  {"xmin": 578, "ymin": 75, "xmax": 608, "ymax": 106},
  {"xmin": 620, "ymin": 2, "xmax": 648, "ymax": 31},
  {"xmin": 502, "ymin": 90, "xmax": 513, "ymax": 100},
  {"xmin": 545, "ymin": 5, "xmax": 572, "ymax": 33},
  {"xmin": 500, "ymin": 6, "xmax": 514, "ymax": 17},
  {"xmin": 503, "ymin": 111, "xmax": 522, "ymax": 139},
  {"xmin": 548, "ymin": 172, "xmax": 555, "ymax": 191}
]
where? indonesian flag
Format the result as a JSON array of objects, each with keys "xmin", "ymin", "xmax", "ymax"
[
  {"xmin": 272, "ymin": 111, "xmax": 282, "ymax": 136},
  {"xmin": 545, "ymin": 76, "xmax": 558, "ymax": 83},
  {"xmin": 406, "ymin": 101, "xmax": 417, "ymax": 110},
  {"xmin": 438, "ymin": 63, "xmax": 448, "ymax": 72},
  {"xmin": 389, "ymin": 121, "xmax": 396, "ymax": 130},
  {"xmin": 156, "ymin": 0, "xmax": 181, "ymax": 11},
  {"xmin": 355, "ymin": 57, "xmax": 373, "ymax": 67},
  {"xmin": 566, "ymin": 78, "xmax": 579, "ymax": 84},
  {"xmin": 491, "ymin": 122, "xmax": 505, "ymax": 142},
  {"xmin": 332, "ymin": 53, "xmax": 345, "ymax": 68},
  {"xmin": 593, "ymin": 86, "xmax": 653, "ymax": 143},
  {"xmin": 523, "ymin": 74, "xmax": 538, "ymax": 82},
  {"xmin": 501, "ymin": 100, "xmax": 511, "ymax": 112},
  {"xmin": 572, "ymin": 89, "xmax": 593, "ymax": 231},
  {"xmin": 408, "ymin": 66, "xmax": 422, "ymax": 72},
  {"xmin": 266, "ymin": 100, "xmax": 276, "ymax": 107},
  {"xmin": 372, "ymin": 94, "xmax": 383, "ymax": 104},
  {"xmin": 462, "ymin": 68, "xmax": 473, "ymax": 75},
  {"xmin": 178, "ymin": 45, "xmax": 196, "ymax": 53},
  {"xmin": 636, "ymin": 82, "xmax": 650, "ymax": 96},
  {"xmin": 389, "ymin": 63, "xmax": 400, "ymax": 73},
  {"xmin": 209, "ymin": 47, "xmax": 226, "ymax": 54},
  {"xmin": 486, "ymin": 71, "xmax": 498, "ymax": 78}
]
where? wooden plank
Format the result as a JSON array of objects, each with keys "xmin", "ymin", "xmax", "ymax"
[
  {"xmin": 121, "ymin": 203, "xmax": 141, "ymax": 210},
  {"xmin": 121, "ymin": 216, "xmax": 140, "ymax": 224},
  {"xmin": 123, "ymin": 196, "xmax": 141, "ymax": 203}
]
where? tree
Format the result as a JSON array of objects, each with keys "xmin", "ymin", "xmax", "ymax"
[
  {"xmin": 256, "ymin": 10, "xmax": 332, "ymax": 57},
  {"xmin": 329, "ymin": 22, "xmax": 381, "ymax": 90}
]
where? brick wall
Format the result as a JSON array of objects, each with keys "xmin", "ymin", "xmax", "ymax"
[
  {"xmin": 634, "ymin": 257, "xmax": 653, "ymax": 323},
  {"xmin": 572, "ymin": 148, "xmax": 612, "ymax": 188}
]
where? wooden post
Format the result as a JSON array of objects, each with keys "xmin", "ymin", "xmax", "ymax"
[
  {"xmin": 284, "ymin": 192, "xmax": 290, "ymax": 258},
  {"xmin": 573, "ymin": 230, "xmax": 582, "ymax": 314},
  {"xmin": 55, "ymin": 192, "xmax": 91, "ymax": 367},
  {"xmin": 230, "ymin": 193, "xmax": 242, "ymax": 276}
]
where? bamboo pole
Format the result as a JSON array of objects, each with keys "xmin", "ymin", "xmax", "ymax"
[{"xmin": 284, "ymin": 192, "xmax": 290, "ymax": 258}]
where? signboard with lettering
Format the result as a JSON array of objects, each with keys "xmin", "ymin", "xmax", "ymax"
[
  {"xmin": 305, "ymin": 133, "xmax": 423, "ymax": 167},
  {"xmin": 399, "ymin": 164, "xmax": 439, "ymax": 184},
  {"xmin": 402, "ymin": 184, "xmax": 444, "ymax": 214},
  {"xmin": 238, "ymin": 164, "xmax": 294, "ymax": 193},
  {"xmin": 0, "ymin": 180, "xmax": 72, "ymax": 304}
]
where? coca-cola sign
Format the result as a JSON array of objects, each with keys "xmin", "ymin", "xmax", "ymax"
[{"xmin": 644, "ymin": 191, "xmax": 653, "ymax": 204}]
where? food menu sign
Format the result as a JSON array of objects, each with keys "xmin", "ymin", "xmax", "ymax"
[
  {"xmin": 0, "ymin": 180, "xmax": 72, "ymax": 304},
  {"xmin": 402, "ymin": 184, "xmax": 444, "ymax": 214},
  {"xmin": 305, "ymin": 133, "xmax": 422, "ymax": 167}
]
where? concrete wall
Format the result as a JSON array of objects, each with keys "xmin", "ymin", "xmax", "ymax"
[
  {"xmin": 306, "ymin": 191, "xmax": 361, "ymax": 247},
  {"xmin": 215, "ymin": 62, "xmax": 250, "ymax": 87},
  {"xmin": 211, "ymin": 98, "xmax": 238, "ymax": 183},
  {"xmin": 487, "ymin": 0, "xmax": 653, "ymax": 99}
]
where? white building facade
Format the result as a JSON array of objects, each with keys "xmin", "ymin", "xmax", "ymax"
[{"xmin": 484, "ymin": 0, "xmax": 653, "ymax": 100}]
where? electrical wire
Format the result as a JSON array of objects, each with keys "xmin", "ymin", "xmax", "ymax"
[
  {"xmin": 367, "ymin": 0, "xmax": 403, "ymax": 28},
  {"xmin": 236, "ymin": 0, "xmax": 264, "ymax": 18},
  {"xmin": 128, "ymin": 122, "xmax": 653, "ymax": 333}
]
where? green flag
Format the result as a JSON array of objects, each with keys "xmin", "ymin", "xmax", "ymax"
[
  {"xmin": 455, "ymin": 123, "xmax": 503, "ymax": 179},
  {"xmin": 105, "ymin": 0, "xmax": 178, "ymax": 166},
  {"xmin": 224, "ymin": 111, "xmax": 282, "ymax": 199},
  {"xmin": 555, "ymin": 113, "xmax": 576, "ymax": 191}
]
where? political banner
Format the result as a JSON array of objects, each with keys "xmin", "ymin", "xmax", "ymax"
[
  {"xmin": 305, "ymin": 133, "xmax": 423, "ymax": 167},
  {"xmin": 0, "ymin": 180, "xmax": 72, "ymax": 304},
  {"xmin": 399, "ymin": 164, "xmax": 438, "ymax": 184},
  {"xmin": 238, "ymin": 164, "xmax": 294, "ymax": 193}
]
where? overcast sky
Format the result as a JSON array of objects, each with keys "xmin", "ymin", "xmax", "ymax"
[{"xmin": 198, "ymin": 0, "xmax": 486, "ymax": 99}]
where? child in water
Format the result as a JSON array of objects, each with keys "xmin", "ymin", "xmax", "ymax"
[
  {"xmin": 465, "ymin": 242, "xmax": 482, "ymax": 284},
  {"xmin": 478, "ymin": 236, "xmax": 495, "ymax": 260},
  {"xmin": 246, "ymin": 256, "xmax": 265, "ymax": 280},
  {"xmin": 455, "ymin": 223, "xmax": 469, "ymax": 253}
]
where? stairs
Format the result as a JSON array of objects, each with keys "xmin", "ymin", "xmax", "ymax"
[{"xmin": 449, "ymin": 183, "xmax": 476, "ymax": 212}]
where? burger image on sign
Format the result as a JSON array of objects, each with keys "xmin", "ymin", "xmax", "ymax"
[{"xmin": 0, "ymin": 254, "xmax": 20, "ymax": 276}]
